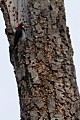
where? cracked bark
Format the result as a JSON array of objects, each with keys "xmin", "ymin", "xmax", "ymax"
[{"xmin": 0, "ymin": 0, "xmax": 80, "ymax": 120}]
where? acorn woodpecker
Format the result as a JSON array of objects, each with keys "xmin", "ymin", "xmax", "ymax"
[{"xmin": 14, "ymin": 22, "xmax": 26, "ymax": 48}]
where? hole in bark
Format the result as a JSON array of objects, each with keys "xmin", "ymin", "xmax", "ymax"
[
  {"xmin": 8, "ymin": 5, "xmax": 10, "ymax": 7},
  {"xmin": 39, "ymin": 41, "xmax": 42, "ymax": 43},
  {"xmin": 42, "ymin": 27, "xmax": 45, "ymax": 30},
  {"xmin": 47, "ymin": 42, "xmax": 49, "ymax": 45},
  {"xmin": 59, "ymin": 6, "xmax": 61, "ymax": 10},
  {"xmin": 75, "ymin": 118, "xmax": 79, "ymax": 120},
  {"xmin": 66, "ymin": 85, "xmax": 68, "ymax": 87},
  {"xmin": 48, "ymin": 5, "xmax": 53, "ymax": 10},
  {"xmin": 13, "ymin": 7, "xmax": 15, "ymax": 9},
  {"xmin": 1, "ymin": 0, "xmax": 5, "ymax": 4},
  {"xmin": 9, "ymin": 1, "xmax": 12, "ymax": 4},
  {"xmin": 28, "ymin": 56, "xmax": 30, "ymax": 59}
]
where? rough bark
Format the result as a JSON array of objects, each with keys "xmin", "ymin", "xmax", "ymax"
[{"xmin": 0, "ymin": 0, "xmax": 80, "ymax": 120}]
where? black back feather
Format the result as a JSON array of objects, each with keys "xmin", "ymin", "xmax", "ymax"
[{"xmin": 14, "ymin": 28, "xmax": 22, "ymax": 48}]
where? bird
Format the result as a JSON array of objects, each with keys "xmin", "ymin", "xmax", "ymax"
[{"xmin": 14, "ymin": 22, "xmax": 26, "ymax": 48}]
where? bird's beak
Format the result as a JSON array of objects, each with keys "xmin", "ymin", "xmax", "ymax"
[{"xmin": 22, "ymin": 25, "xmax": 25, "ymax": 28}]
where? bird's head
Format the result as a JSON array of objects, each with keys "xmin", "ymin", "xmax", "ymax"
[
  {"xmin": 15, "ymin": 22, "xmax": 30, "ymax": 31},
  {"xmin": 16, "ymin": 22, "xmax": 25, "ymax": 30}
]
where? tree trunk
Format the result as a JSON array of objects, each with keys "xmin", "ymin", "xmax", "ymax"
[{"xmin": 0, "ymin": 0, "xmax": 80, "ymax": 119}]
